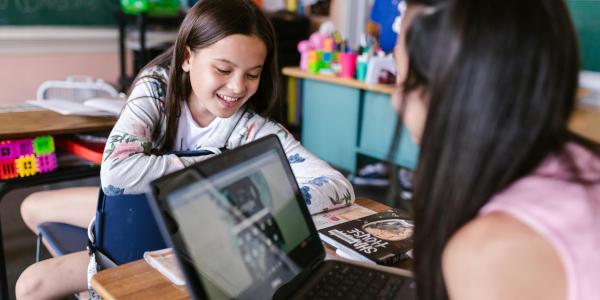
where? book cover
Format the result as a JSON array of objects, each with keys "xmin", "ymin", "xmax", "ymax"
[
  {"xmin": 312, "ymin": 203, "xmax": 376, "ymax": 230},
  {"xmin": 318, "ymin": 210, "xmax": 413, "ymax": 266}
]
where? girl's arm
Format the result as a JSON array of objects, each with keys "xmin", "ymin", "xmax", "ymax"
[
  {"xmin": 251, "ymin": 120, "xmax": 356, "ymax": 214},
  {"xmin": 100, "ymin": 77, "xmax": 209, "ymax": 195}
]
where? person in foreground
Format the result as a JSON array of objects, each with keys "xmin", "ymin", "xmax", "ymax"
[
  {"xmin": 395, "ymin": 0, "xmax": 600, "ymax": 299},
  {"xmin": 16, "ymin": 1, "xmax": 354, "ymax": 299}
]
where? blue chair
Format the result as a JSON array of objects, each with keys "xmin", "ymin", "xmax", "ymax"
[
  {"xmin": 92, "ymin": 189, "xmax": 167, "ymax": 266},
  {"xmin": 35, "ymin": 223, "xmax": 87, "ymax": 262},
  {"xmin": 35, "ymin": 189, "xmax": 167, "ymax": 267}
]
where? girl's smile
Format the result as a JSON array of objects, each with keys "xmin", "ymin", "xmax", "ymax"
[{"xmin": 182, "ymin": 34, "xmax": 267, "ymax": 127}]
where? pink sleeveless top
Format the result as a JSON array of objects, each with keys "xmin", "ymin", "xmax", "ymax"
[{"xmin": 480, "ymin": 143, "xmax": 600, "ymax": 300}]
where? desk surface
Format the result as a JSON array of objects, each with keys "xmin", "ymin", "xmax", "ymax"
[
  {"xmin": 91, "ymin": 198, "xmax": 405, "ymax": 300},
  {"xmin": 569, "ymin": 107, "xmax": 600, "ymax": 143},
  {"xmin": 0, "ymin": 110, "xmax": 116, "ymax": 139}
]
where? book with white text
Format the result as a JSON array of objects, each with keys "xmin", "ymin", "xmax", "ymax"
[{"xmin": 318, "ymin": 210, "xmax": 413, "ymax": 266}]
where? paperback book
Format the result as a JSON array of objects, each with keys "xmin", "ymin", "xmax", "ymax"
[
  {"xmin": 318, "ymin": 210, "xmax": 413, "ymax": 266},
  {"xmin": 143, "ymin": 248, "xmax": 185, "ymax": 285}
]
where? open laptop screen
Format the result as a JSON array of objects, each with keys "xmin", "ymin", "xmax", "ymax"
[{"xmin": 164, "ymin": 148, "xmax": 312, "ymax": 299}]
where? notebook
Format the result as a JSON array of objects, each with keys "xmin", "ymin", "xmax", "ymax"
[{"xmin": 147, "ymin": 134, "xmax": 416, "ymax": 300}]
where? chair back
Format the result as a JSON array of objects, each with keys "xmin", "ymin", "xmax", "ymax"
[{"xmin": 94, "ymin": 189, "xmax": 166, "ymax": 265}]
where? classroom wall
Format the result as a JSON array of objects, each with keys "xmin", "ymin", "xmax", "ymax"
[
  {"xmin": 0, "ymin": 53, "xmax": 122, "ymax": 105},
  {"xmin": 0, "ymin": 27, "xmax": 129, "ymax": 106}
]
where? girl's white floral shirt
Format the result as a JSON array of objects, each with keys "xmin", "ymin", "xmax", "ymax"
[{"xmin": 100, "ymin": 65, "xmax": 355, "ymax": 214}]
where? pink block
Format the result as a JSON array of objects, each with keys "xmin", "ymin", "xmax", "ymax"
[
  {"xmin": 36, "ymin": 153, "xmax": 58, "ymax": 173},
  {"xmin": 309, "ymin": 32, "xmax": 326, "ymax": 49},
  {"xmin": 15, "ymin": 139, "xmax": 34, "ymax": 156},
  {"xmin": 0, "ymin": 141, "xmax": 20, "ymax": 160}
]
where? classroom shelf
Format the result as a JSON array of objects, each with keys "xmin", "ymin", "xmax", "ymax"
[{"xmin": 287, "ymin": 68, "xmax": 419, "ymax": 174}]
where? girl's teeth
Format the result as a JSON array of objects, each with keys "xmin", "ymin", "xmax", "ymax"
[{"xmin": 219, "ymin": 94, "xmax": 239, "ymax": 102}]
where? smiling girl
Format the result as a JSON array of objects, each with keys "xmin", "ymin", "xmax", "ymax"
[{"xmin": 16, "ymin": 1, "xmax": 354, "ymax": 298}]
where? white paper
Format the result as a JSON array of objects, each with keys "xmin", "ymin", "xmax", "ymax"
[
  {"xmin": 83, "ymin": 97, "xmax": 127, "ymax": 115},
  {"xmin": 27, "ymin": 97, "xmax": 125, "ymax": 117},
  {"xmin": 143, "ymin": 248, "xmax": 185, "ymax": 286}
]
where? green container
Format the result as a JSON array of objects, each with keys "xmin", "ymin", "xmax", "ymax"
[{"xmin": 121, "ymin": 0, "xmax": 180, "ymax": 16}]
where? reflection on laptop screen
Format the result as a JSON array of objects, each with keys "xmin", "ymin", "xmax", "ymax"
[{"xmin": 165, "ymin": 149, "xmax": 311, "ymax": 299}]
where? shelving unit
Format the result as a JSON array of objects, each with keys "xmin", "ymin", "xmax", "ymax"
[
  {"xmin": 117, "ymin": 11, "xmax": 184, "ymax": 92},
  {"xmin": 282, "ymin": 67, "xmax": 419, "ymax": 174}
]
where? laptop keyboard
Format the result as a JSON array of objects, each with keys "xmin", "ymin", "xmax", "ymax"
[{"xmin": 303, "ymin": 262, "xmax": 412, "ymax": 300}]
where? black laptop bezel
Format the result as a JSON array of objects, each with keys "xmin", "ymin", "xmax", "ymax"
[{"xmin": 147, "ymin": 134, "xmax": 326, "ymax": 299}]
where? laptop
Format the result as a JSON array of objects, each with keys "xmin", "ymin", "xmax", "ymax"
[{"xmin": 147, "ymin": 134, "xmax": 416, "ymax": 300}]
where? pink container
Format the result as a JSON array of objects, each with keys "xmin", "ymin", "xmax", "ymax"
[{"xmin": 339, "ymin": 53, "xmax": 358, "ymax": 78}]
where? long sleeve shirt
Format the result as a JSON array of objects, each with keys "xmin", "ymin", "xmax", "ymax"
[{"xmin": 100, "ymin": 65, "xmax": 355, "ymax": 214}]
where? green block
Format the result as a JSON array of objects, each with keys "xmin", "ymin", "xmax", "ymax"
[{"xmin": 33, "ymin": 136, "xmax": 55, "ymax": 155}]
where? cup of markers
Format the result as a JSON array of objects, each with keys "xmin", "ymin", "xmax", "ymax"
[{"xmin": 298, "ymin": 30, "xmax": 382, "ymax": 82}]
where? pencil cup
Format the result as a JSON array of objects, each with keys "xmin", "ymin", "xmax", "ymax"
[{"xmin": 339, "ymin": 53, "xmax": 357, "ymax": 79}]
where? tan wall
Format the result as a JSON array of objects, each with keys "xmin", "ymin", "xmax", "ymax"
[
  {"xmin": 0, "ymin": 52, "xmax": 121, "ymax": 105},
  {"xmin": 0, "ymin": 27, "xmax": 147, "ymax": 106}
]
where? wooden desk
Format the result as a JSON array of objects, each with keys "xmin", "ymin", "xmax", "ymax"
[
  {"xmin": 0, "ymin": 110, "xmax": 116, "ymax": 139},
  {"xmin": 569, "ymin": 107, "xmax": 600, "ymax": 143},
  {"xmin": 91, "ymin": 198, "xmax": 410, "ymax": 300},
  {"xmin": 0, "ymin": 109, "xmax": 116, "ymax": 300}
]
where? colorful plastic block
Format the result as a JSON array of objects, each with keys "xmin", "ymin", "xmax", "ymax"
[
  {"xmin": 15, "ymin": 155, "xmax": 38, "ymax": 177},
  {"xmin": 0, "ymin": 141, "xmax": 19, "ymax": 160},
  {"xmin": 323, "ymin": 38, "xmax": 335, "ymax": 52},
  {"xmin": 0, "ymin": 160, "xmax": 17, "ymax": 180},
  {"xmin": 15, "ymin": 139, "xmax": 34, "ymax": 156},
  {"xmin": 321, "ymin": 52, "xmax": 333, "ymax": 69},
  {"xmin": 36, "ymin": 153, "xmax": 58, "ymax": 174},
  {"xmin": 297, "ymin": 40, "xmax": 311, "ymax": 71},
  {"xmin": 33, "ymin": 136, "xmax": 55, "ymax": 155},
  {"xmin": 0, "ymin": 136, "xmax": 59, "ymax": 180},
  {"xmin": 308, "ymin": 50, "xmax": 322, "ymax": 74}
]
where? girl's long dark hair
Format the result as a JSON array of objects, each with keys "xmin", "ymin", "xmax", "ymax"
[
  {"xmin": 406, "ymin": 0, "xmax": 599, "ymax": 299},
  {"xmin": 133, "ymin": 0, "xmax": 279, "ymax": 151}
]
